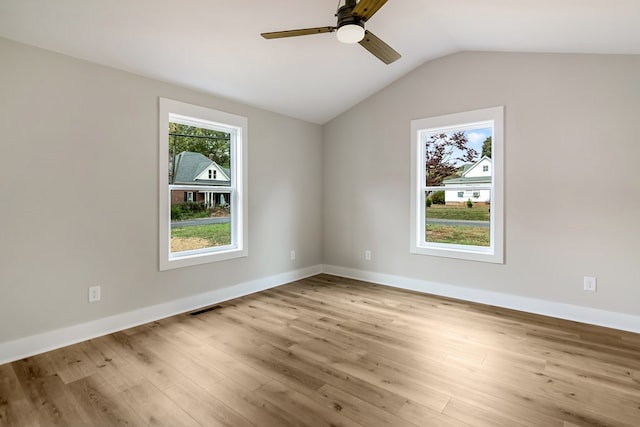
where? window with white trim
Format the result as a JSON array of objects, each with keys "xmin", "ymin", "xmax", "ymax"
[
  {"xmin": 410, "ymin": 106, "xmax": 504, "ymax": 263},
  {"xmin": 159, "ymin": 98, "xmax": 248, "ymax": 270}
]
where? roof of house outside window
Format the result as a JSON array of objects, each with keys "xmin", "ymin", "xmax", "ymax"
[
  {"xmin": 172, "ymin": 151, "xmax": 230, "ymax": 186},
  {"xmin": 443, "ymin": 156, "xmax": 491, "ymax": 185}
]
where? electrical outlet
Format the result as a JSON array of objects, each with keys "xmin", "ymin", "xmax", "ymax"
[
  {"xmin": 290, "ymin": 250, "xmax": 296, "ymax": 261},
  {"xmin": 583, "ymin": 276, "xmax": 597, "ymax": 292},
  {"xmin": 365, "ymin": 250, "xmax": 372, "ymax": 261},
  {"xmin": 89, "ymin": 285, "xmax": 101, "ymax": 302}
]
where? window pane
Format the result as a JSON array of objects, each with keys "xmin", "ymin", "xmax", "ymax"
[
  {"xmin": 423, "ymin": 129, "xmax": 492, "ymax": 187},
  {"xmin": 167, "ymin": 120, "xmax": 233, "ymax": 254},
  {"xmin": 422, "ymin": 126, "xmax": 492, "ymax": 248},
  {"xmin": 170, "ymin": 189, "xmax": 231, "ymax": 253},
  {"xmin": 168, "ymin": 122, "xmax": 231, "ymax": 187},
  {"xmin": 426, "ymin": 190, "xmax": 491, "ymax": 247}
]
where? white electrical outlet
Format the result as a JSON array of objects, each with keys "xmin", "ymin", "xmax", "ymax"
[
  {"xmin": 89, "ymin": 285, "xmax": 101, "ymax": 302},
  {"xmin": 365, "ymin": 250, "xmax": 372, "ymax": 261},
  {"xmin": 583, "ymin": 276, "xmax": 597, "ymax": 292},
  {"xmin": 290, "ymin": 250, "xmax": 296, "ymax": 261}
]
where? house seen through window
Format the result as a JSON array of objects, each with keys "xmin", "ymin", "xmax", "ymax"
[{"xmin": 410, "ymin": 106, "xmax": 504, "ymax": 263}]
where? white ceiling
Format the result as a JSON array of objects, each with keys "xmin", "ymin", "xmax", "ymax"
[{"xmin": 1, "ymin": 0, "xmax": 640, "ymax": 124}]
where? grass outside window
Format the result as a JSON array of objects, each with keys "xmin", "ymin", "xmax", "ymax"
[{"xmin": 171, "ymin": 223, "xmax": 231, "ymax": 252}]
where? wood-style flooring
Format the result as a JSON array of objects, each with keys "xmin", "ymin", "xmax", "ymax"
[{"xmin": 1, "ymin": 274, "xmax": 640, "ymax": 426}]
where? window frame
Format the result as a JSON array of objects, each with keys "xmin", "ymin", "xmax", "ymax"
[
  {"xmin": 410, "ymin": 106, "xmax": 504, "ymax": 264},
  {"xmin": 159, "ymin": 98, "xmax": 248, "ymax": 271}
]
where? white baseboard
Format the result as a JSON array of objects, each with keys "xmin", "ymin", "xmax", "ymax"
[
  {"xmin": 0, "ymin": 265, "xmax": 323, "ymax": 365},
  {"xmin": 322, "ymin": 264, "xmax": 640, "ymax": 335},
  {"xmin": 3, "ymin": 263, "xmax": 638, "ymax": 365}
]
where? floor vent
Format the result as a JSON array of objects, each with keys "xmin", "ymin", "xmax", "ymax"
[{"xmin": 190, "ymin": 305, "xmax": 223, "ymax": 316}]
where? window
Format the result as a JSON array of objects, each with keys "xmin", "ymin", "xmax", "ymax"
[
  {"xmin": 159, "ymin": 98, "xmax": 248, "ymax": 270},
  {"xmin": 410, "ymin": 106, "xmax": 504, "ymax": 263}
]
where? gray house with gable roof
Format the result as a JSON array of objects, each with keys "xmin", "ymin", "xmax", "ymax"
[{"xmin": 170, "ymin": 151, "xmax": 231, "ymax": 207}]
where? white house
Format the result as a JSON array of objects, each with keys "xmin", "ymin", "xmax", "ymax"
[{"xmin": 443, "ymin": 156, "xmax": 492, "ymax": 204}]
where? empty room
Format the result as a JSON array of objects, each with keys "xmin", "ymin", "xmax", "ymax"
[{"xmin": 1, "ymin": 1, "xmax": 639, "ymax": 425}]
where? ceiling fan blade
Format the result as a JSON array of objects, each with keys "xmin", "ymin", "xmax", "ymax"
[
  {"xmin": 261, "ymin": 26, "xmax": 336, "ymax": 39},
  {"xmin": 359, "ymin": 30, "xmax": 401, "ymax": 64},
  {"xmin": 352, "ymin": 0, "xmax": 388, "ymax": 21}
]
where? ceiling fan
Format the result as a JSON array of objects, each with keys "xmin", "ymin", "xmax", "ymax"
[{"xmin": 261, "ymin": 0, "xmax": 401, "ymax": 65}]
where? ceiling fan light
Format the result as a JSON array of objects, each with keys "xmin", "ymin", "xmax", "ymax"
[{"xmin": 336, "ymin": 24, "xmax": 365, "ymax": 44}]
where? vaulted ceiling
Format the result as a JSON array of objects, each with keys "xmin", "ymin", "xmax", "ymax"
[{"xmin": 1, "ymin": 0, "xmax": 639, "ymax": 124}]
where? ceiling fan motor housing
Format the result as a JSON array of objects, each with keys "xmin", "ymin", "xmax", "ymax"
[{"xmin": 337, "ymin": 1, "xmax": 364, "ymax": 30}]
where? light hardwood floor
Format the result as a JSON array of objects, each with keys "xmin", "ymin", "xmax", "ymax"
[{"xmin": 1, "ymin": 274, "xmax": 640, "ymax": 426}]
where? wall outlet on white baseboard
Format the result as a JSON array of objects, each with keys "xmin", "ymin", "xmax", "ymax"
[
  {"xmin": 365, "ymin": 250, "xmax": 372, "ymax": 261},
  {"xmin": 583, "ymin": 276, "xmax": 597, "ymax": 292},
  {"xmin": 290, "ymin": 250, "xmax": 296, "ymax": 261}
]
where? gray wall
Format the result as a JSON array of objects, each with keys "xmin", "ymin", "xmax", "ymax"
[
  {"xmin": 323, "ymin": 51, "xmax": 640, "ymax": 316},
  {"xmin": 0, "ymin": 38, "xmax": 323, "ymax": 343}
]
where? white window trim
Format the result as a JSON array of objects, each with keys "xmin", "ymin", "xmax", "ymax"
[
  {"xmin": 410, "ymin": 106, "xmax": 504, "ymax": 264},
  {"xmin": 159, "ymin": 98, "xmax": 248, "ymax": 271}
]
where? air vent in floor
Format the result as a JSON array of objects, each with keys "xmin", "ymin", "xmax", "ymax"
[{"xmin": 189, "ymin": 305, "xmax": 223, "ymax": 316}]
